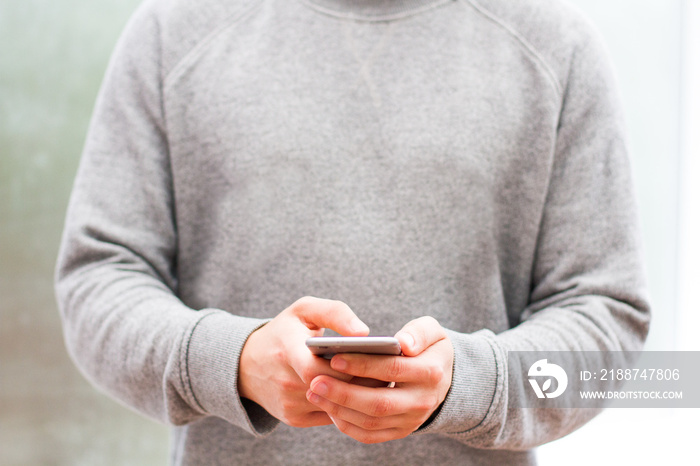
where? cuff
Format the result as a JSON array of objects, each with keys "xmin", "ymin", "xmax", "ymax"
[
  {"xmin": 415, "ymin": 328, "xmax": 503, "ymax": 436},
  {"xmin": 182, "ymin": 310, "xmax": 279, "ymax": 437}
]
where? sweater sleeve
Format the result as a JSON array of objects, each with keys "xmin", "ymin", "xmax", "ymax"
[
  {"xmin": 414, "ymin": 19, "xmax": 651, "ymax": 449},
  {"xmin": 54, "ymin": 3, "xmax": 279, "ymax": 436}
]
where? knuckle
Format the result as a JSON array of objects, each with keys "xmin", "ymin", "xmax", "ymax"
[
  {"xmin": 336, "ymin": 389, "xmax": 351, "ymax": 407},
  {"xmin": 326, "ymin": 402, "xmax": 343, "ymax": 417},
  {"xmin": 426, "ymin": 363, "xmax": 445, "ymax": 386},
  {"xmin": 278, "ymin": 377, "xmax": 300, "ymax": 393},
  {"xmin": 387, "ymin": 358, "xmax": 404, "ymax": 380},
  {"xmin": 416, "ymin": 393, "xmax": 440, "ymax": 413},
  {"xmin": 272, "ymin": 347, "xmax": 287, "ymax": 364},
  {"xmin": 412, "ymin": 316, "xmax": 445, "ymax": 345},
  {"xmin": 370, "ymin": 396, "xmax": 393, "ymax": 416},
  {"xmin": 360, "ymin": 415, "xmax": 382, "ymax": 430},
  {"xmin": 422, "ymin": 315, "xmax": 440, "ymax": 328},
  {"xmin": 351, "ymin": 357, "xmax": 368, "ymax": 375},
  {"xmin": 294, "ymin": 296, "xmax": 314, "ymax": 310},
  {"xmin": 330, "ymin": 299, "xmax": 353, "ymax": 319},
  {"xmin": 413, "ymin": 316, "xmax": 439, "ymax": 332},
  {"xmin": 280, "ymin": 397, "xmax": 299, "ymax": 413},
  {"xmin": 357, "ymin": 431, "xmax": 381, "ymax": 444}
]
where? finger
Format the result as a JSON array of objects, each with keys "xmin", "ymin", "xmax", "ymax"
[
  {"xmin": 330, "ymin": 353, "xmax": 437, "ymax": 384},
  {"xmin": 306, "ymin": 389, "xmax": 404, "ymax": 431},
  {"xmin": 328, "ymin": 415, "xmax": 408, "ymax": 444},
  {"xmin": 297, "ymin": 411, "xmax": 334, "ymax": 428},
  {"xmin": 394, "ymin": 316, "xmax": 446, "ymax": 357},
  {"xmin": 281, "ymin": 405, "xmax": 335, "ymax": 428},
  {"xmin": 348, "ymin": 376, "xmax": 390, "ymax": 388},
  {"xmin": 308, "ymin": 375, "xmax": 412, "ymax": 418},
  {"xmin": 288, "ymin": 343, "xmax": 355, "ymax": 384},
  {"xmin": 291, "ymin": 296, "xmax": 370, "ymax": 336}
]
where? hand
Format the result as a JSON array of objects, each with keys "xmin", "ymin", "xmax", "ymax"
[
  {"xmin": 305, "ymin": 316, "xmax": 454, "ymax": 444},
  {"xmin": 238, "ymin": 296, "xmax": 370, "ymax": 427}
]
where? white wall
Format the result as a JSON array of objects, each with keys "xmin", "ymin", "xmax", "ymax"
[
  {"xmin": 539, "ymin": 1, "xmax": 700, "ymax": 464},
  {"xmin": 678, "ymin": 0, "xmax": 700, "ymax": 353}
]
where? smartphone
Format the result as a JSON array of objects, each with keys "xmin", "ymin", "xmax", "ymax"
[{"xmin": 306, "ymin": 336, "xmax": 402, "ymax": 359}]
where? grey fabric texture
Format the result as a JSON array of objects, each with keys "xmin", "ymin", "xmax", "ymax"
[{"xmin": 55, "ymin": 0, "xmax": 650, "ymax": 464}]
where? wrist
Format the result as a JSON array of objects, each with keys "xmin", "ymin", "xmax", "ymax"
[{"xmin": 238, "ymin": 325, "xmax": 263, "ymax": 403}]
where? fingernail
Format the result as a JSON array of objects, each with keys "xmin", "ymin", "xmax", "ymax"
[
  {"xmin": 312, "ymin": 381, "xmax": 328, "ymax": 396},
  {"xmin": 332, "ymin": 357, "xmax": 347, "ymax": 371},
  {"xmin": 307, "ymin": 390, "xmax": 319, "ymax": 403},
  {"xmin": 398, "ymin": 332, "xmax": 414, "ymax": 351}
]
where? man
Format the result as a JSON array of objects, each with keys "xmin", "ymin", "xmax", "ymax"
[{"xmin": 56, "ymin": 0, "xmax": 650, "ymax": 464}]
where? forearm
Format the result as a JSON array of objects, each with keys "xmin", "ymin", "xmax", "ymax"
[
  {"xmin": 56, "ymin": 254, "xmax": 275, "ymax": 433},
  {"xmin": 419, "ymin": 289, "xmax": 649, "ymax": 450}
]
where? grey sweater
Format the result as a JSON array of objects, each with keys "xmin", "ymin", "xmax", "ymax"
[{"xmin": 56, "ymin": 0, "xmax": 650, "ymax": 464}]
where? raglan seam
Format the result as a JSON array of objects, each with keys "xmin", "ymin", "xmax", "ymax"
[
  {"xmin": 163, "ymin": 0, "xmax": 264, "ymax": 91},
  {"xmin": 461, "ymin": 0, "xmax": 563, "ymax": 103}
]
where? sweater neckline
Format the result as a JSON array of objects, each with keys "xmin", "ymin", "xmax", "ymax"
[{"xmin": 300, "ymin": 0, "xmax": 453, "ymax": 21}]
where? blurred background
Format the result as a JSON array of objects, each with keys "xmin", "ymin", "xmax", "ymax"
[{"xmin": 1, "ymin": 0, "xmax": 698, "ymax": 464}]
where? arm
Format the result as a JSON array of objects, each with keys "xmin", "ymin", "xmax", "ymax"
[
  {"xmin": 304, "ymin": 23, "xmax": 650, "ymax": 448},
  {"xmin": 54, "ymin": 4, "xmax": 269, "ymax": 433}
]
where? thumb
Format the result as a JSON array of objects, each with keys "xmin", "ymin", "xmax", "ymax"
[
  {"xmin": 291, "ymin": 296, "xmax": 369, "ymax": 336},
  {"xmin": 395, "ymin": 316, "xmax": 446, "ymax": 357}
]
